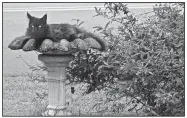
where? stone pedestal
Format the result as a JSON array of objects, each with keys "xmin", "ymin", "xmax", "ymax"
[
  {"xmin": 8, "ymin": 34, "xmax": 106, "ymax": 116},
  {"xmin": 38, "ymin": 54, "xmax": 73, "ymax": 116}
]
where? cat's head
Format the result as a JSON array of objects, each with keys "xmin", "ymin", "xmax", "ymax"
[{"xmin": 26, "ymin": 12, "xmax": 48, "ymax": 38}]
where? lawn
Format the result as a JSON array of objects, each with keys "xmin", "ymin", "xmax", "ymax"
[
  {"xmin": 3, "ymin": 74, "xmax": 144, "ymax": 116},
  {"xmin": 3, "ymin": 75, "xmax": 48, "ymax": 116}
]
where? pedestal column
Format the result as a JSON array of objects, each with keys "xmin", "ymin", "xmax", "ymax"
[{"xmin": 38, "ymin": 54, "xmax": 73, "ymax": 116}]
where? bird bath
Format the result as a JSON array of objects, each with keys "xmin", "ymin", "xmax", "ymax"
[
  {"xmin": 38, "ymin": 52, "xmax": 73, "ymax": 116},
  {"xmin": 8, "ymin": 37, "xmax": 104, "ymax": 116}
]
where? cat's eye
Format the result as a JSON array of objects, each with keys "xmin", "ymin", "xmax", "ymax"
[
  {"xmin": 38, "ymin": 25, "xmax": 42, "ymax": 28},
  {"xmin": 31, "ymin": 25, "xmax": 34, "ymax": 28}
]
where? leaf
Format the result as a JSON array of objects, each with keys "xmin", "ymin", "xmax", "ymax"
[
  {"xmin": 94, "ymin": 7, "xmax": 98, "ymax": 12},
  {"xmin": 99, "ymin": 7, "xmax": 101, "ymax": 11},
  {"xmin": 114, "ymin": 11, "xmax": 116, "ymax": 17},
  {"xmin": 93, "ymin": 14, "xmax": 100, "ymax": 17},
  {"xmin": 71, "ymin": 19, "xmax": 79, "ymax": 22},
  {"xmin": 104, "ymin": 3, "xmax": 108, "ymax": 7},
  {"xmin": 128, "ymin": 29, "xmax": 133, "ymax": 37},
  {"xmin": 128, "ymin": 104, "xmax": 137, "ymax": 111},
  {"xmin": 93, "ymin": 26, "xmax": 103, "ymax": 31},
  {"xmin": 35, "ymin": 92, "xmax": 40, "ymax": 97},
  {"xmin": 104, "ymin": 21, "xmax": 110, "ymax": 30},
  {"xmin": 78, "ymin": 21, "xmax": 84, "ymax": 27}
]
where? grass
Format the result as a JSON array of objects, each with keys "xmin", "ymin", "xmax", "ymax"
[
  {"xmin": 3, "ymin": 74, "xmax": 47, "ymax": 116},
  {"xmin": 3, "ymin": 73, "xmax": 144, "ymax": 116}
]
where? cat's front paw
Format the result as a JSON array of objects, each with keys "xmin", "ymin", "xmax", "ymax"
[
  {"xmin": 8, "ymin": 35, "xmax": 31, "ymax": 50},
  {"xmin": 39, "ymin": 39, "xmax": 53, "ymax": 52},
  {"xmin": 22, "ymin": 39, "xmax": 37, "ymax": 51}
]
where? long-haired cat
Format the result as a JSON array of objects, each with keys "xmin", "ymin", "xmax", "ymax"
[{"xmin": 26, "ymin": 12, "xmax": 107, "ymax": 51}]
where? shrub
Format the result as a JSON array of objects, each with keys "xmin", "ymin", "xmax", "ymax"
[{"xmin": 67, "ymin": 3, "xmax": 184, "ymax": 116}]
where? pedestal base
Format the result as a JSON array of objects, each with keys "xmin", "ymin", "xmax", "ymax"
[
  {"xmin": 38, "ymin": 54, "xmax": 73, "ymax": 116},
  {"xmin": 42, "ymin": 106, "xmax": 72, "ymax": 116},
  {"xmin": 42, "ymin": 109, "xmax": 66, "ymax": 116}
]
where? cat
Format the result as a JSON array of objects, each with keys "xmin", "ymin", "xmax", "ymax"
[{"xmin": 25, "ymin": 12, "xmax": 107, "ymax": 51}]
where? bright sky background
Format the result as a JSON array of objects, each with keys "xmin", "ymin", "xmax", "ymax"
[{"xmin": 3, "ymin": 3, "xmax": 156, "ymax": 11}]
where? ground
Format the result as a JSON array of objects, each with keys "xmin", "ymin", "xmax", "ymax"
[{"xmin": 3, "ymin": 74, "xmax": 144, "ymax": 116}]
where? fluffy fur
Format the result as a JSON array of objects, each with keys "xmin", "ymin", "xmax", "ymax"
[{"xmin": 26, "ymin": 12, "xmax": 107, "ymax": 50}]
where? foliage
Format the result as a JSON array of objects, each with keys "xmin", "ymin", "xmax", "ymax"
[
  {"xmin": 67, "ymin": 3, "xmax": 184, "ymax": 116},
  {"xmin": 67, "ymin": 49, "xmax": 115, "ymax": 94},
  {"xmin": 17, "ymin": 3, "xmax": 184, "ymax": 116}
]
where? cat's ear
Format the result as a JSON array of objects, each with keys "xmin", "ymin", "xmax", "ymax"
[
  {"xmin": 27, "ymin": 12, "xmax": 32, "ymax": 20},
  {"xmin": 41, "ymin": 14, "xmax": 47, "ymax": 23}
]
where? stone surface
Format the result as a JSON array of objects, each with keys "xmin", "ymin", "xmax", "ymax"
[
  {"xmin": 8, "ymin": 35, "xmax": 105, "ymax": 116},
  {"xmin": 37, "ymin": 49, "xmax": 78, "ymax": 55},
  {"xmin": 8, "ymin": 36, "xmax": 103, "ymax": 52},
  {"xmin": 58, "ymin": 39, "xmax": 70, "ymax": 51},
  {"xmin": 39, "ymin": 39, "xmax": 54, "ymax": 52},
  {"xmin": 38, "ymin": 54, "xmax": 73, "ymax": 116}
]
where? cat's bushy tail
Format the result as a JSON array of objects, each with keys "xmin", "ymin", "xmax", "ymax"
[
  {"xmin": 75, "ymin": 26, "xmax": 107, "ymax": 51},
  {"xmin": 85, "ymin": 32, "xmax": 107, "ymax": 51}
]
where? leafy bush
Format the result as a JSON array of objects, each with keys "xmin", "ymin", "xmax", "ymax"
[
  {"xmin": 19, "ymin": 3, "xmax": 184, "ymax": 116},
  {"xmin": 67, "ymin": 3, "xmax": 184, "ymax": 116}
]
